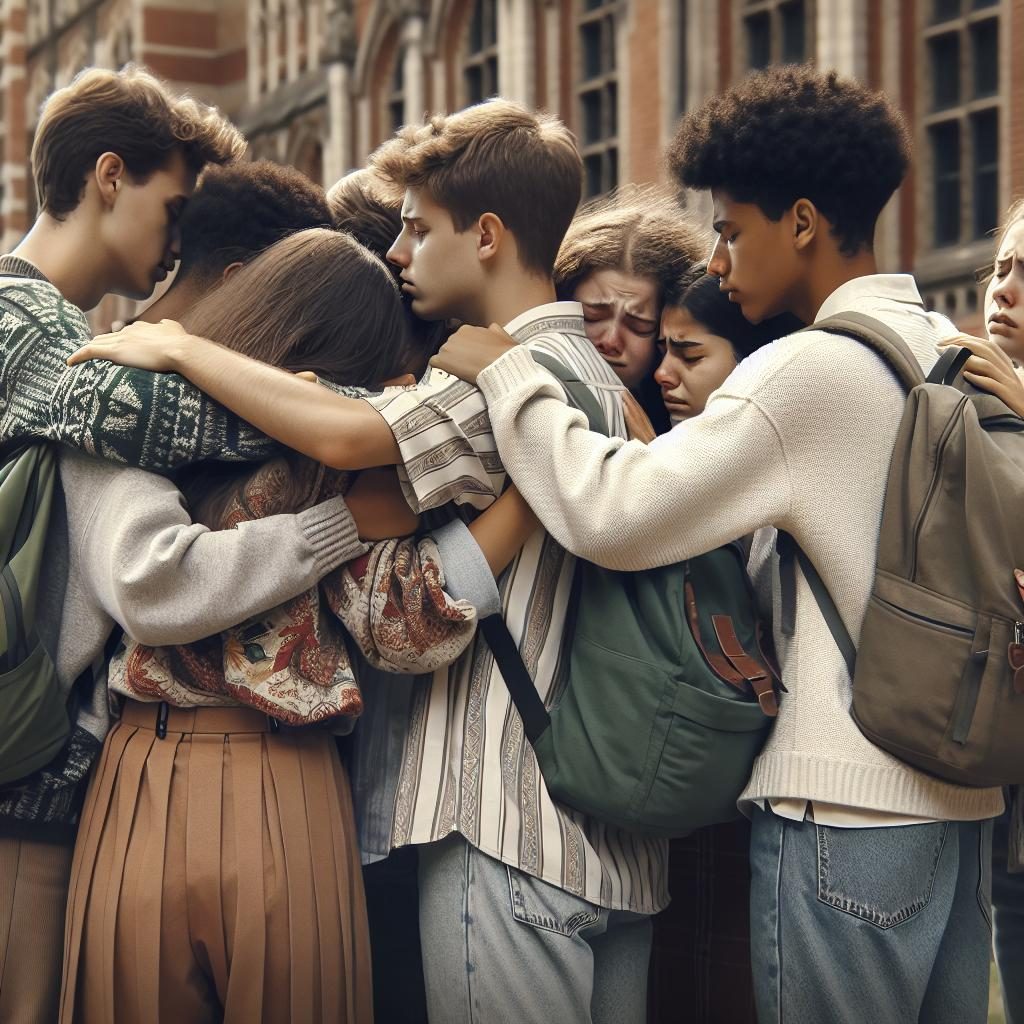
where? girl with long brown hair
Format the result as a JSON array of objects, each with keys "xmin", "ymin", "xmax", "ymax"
[{"xmin": 59, "ymin": 227, "xmax": 536, "ymax": 1023}]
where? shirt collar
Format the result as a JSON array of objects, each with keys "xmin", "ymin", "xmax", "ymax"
[
  {"xmin": 503, "ymin": 301, "xmax": 584, "ymax": 340},
  {"xmin": 814, "ymin": 274, "xmax": 925, "ymax": 323}
]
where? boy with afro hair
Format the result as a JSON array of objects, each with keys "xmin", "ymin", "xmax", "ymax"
[
  {"xmin": 430, "ymin": 65, "xmax": 1001, "ymax": 1023},
  {"xmin": 140, "ymin": 159, "xmax": 332, "ymax": 323}
]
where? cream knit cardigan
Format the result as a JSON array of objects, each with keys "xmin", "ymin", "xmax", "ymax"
[{"xmin": 476, "ymin": 275, "xmax": 1004, "ymax": 822}]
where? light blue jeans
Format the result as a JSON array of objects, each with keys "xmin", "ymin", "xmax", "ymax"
[
  {"xmin": 993, "ymin": 807, "xmax": 1024, "ymax": 1024},
  {"xmin": 749, "ymin": 807, "xmax": 993, "ymax": 1024},
  {"xmin": 417, "ymin": 833, "xmax": 652, "ymax": 1024}
]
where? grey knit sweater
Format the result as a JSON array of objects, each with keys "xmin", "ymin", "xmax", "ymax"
[
  {"xmin": 0, "ymin": 449, "xmax": 364, "ymax": 842},
  {"xmin": 0, "ymin": 259, "xmax": 365, "ymax": 840}
]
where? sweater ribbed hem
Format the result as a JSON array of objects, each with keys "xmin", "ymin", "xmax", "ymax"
[
  {"xmin": 477, "ymin": 343, "xmax": 548, "ymax": 402},
  {"xmin": 740, "ymin": 751, "xmax": 1005, "ymax": 822},
  {"xmin": 296, "ymin": 496, "xmax": 366, "ymax": 575}
]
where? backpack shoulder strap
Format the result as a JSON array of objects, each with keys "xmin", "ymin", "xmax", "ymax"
[
  {"xmin": 812, "ymin": 311, "xmax": 925, "ymax": 393},
  {"xmin": 776, "ymin": 531, "xmax": 856, "ymax": 679},
  {"xmin": 480, "ymin": 350, "xmax": 610, "ymax": 746},
  {"xmin": 529, "ymin": 350, "xmax": 610, "ymax": 436}
]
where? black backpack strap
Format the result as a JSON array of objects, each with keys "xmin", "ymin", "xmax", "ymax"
[
  {"xmin": 926, "ymin": 345, "xmax": 971, "ymax": 386},
  {"xmin": 812, "ymin": 312, "xmax": 925, "ymax": 393},
  {"xmin": 776, "ymin": 532, "xmax": 856, "ymax": 679},
  {"xmin": 478, "ymin": 615, "xmax": 551, "ymax": 743},
  {"xmin": 529, "ymin": 351, "xmax": 609, "ymax": 434},
  {"xmin": 480, "ymin": 350, "xmax": 609, "ymax": 745}
]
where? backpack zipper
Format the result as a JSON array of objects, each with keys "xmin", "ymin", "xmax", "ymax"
[
  {"xmin": 873, "ymin": 595, "xmax": 973, "ymax": 637},
  {"xmin": 909, "ymin": 396, "xmax": 968, "ymax": 582}
]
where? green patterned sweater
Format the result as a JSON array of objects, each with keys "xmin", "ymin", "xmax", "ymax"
[{"xmin": 0, "ymin": 256, "xmax": 274, "ymax": 466}]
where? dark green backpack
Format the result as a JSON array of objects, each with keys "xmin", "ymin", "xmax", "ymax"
[
  {"xmin": 479, "ymin": 353, "xmax": 781, "ymax": 838},
  {"xmin": 0, "ymin": 442, "xmax": 69, "ymax": 786}
]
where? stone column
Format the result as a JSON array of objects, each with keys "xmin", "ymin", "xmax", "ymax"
[
  {"xmin": 286, "ymin": 0, "xmax": 300, "ymax": 81},
  {"xmin": 815, "ymin": 0, "xmax": 868, "ymax": 78},
  {"xmin": 322, "ymin": 0, "xmax": 356, "ymax": 180},
  {"xmin": 498, "ymin": 0, "xmax": 534, "ymax": 106},
  {"xmin": 267, "ymin": 0, "xmax": 281, "ymax": 91},
  {"xmin": 248, "ymin": 0, "xmax": 264, "ymax": 103},
  {"xmin": 401, "ymin": 11, "xmax": 426, "ymax": 125}
]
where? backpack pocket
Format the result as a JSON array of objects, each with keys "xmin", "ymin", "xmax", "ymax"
[
  {"xmin": 850, "ymin": 573, "xmax": 1006, "ymax": 786},
  {"xmin": 0, "ymin": 640, "xmax": 70, "ymax": 786},
  {"xmin": 632, "ymin": 682, "xmax": 771, "ymax": 835}
]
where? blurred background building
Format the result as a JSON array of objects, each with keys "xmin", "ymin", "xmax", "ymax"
[{"xmin": 0, "ymin": 0, "xmax": 1020, "ymax": 330}]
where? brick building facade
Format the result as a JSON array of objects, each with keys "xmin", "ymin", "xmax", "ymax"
[{"xmin": 0, "ymin": 0, "xmax": 1021, "ymax": 330}]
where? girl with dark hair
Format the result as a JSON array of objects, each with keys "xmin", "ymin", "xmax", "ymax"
[
  {"xmin": 59, "ymin": 228, "xmax": 537, "ymax": 1024},
  {"xmin": 655, "ymin": 271, "xmax": 803, "ymax": 428},
  {"xmin": 648, "ymin": 271, "xmax": 801, "ymax": 1024},
  {"xmin": 554, "ymin": 185, "xmax": 708, "ymax": 433}
]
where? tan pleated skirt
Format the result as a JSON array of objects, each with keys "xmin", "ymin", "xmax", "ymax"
[{"xmin": 60, "ymin": 701, "xmax": 373, "ymax": 1024}]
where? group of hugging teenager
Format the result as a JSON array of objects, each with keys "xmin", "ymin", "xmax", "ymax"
[{"xmin": 1, "ymin": 54, "xmax": 1024, "ymax": 1024}]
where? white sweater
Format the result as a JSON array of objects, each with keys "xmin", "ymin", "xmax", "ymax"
[{"xmin": 476, "ymin": 274, "xmax": 1004, "ymax": 822}]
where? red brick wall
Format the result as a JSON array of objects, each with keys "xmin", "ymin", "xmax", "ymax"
[
  {"xmin": 4, "ymin": 3, "xmax": 29, "ymax": 238},
  {"xmin": 626, "ymin": 0, "xmax": 661, "ymax": 183}
]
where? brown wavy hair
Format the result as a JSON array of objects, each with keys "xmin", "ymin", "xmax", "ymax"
[
  {"xmin": 553, "ymin": 184, "xmax": 710, "ymax": 302},
  {"xmin": 32, "ymin": 64, "xmax": 245, "ymax": 218}
]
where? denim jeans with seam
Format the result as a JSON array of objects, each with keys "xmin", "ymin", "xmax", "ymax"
[
  {"xmin": 417, "ymin": 833, "xmax": 652, "ymax": 1024},
  {"xmin": 993, "ymin": 806, "xmax": 1024, "ymax": 1024},
  {"xmin": 749, "ymin": 806, "xmax": 993, "ymax": 1024}
]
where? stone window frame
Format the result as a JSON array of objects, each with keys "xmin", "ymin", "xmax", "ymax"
[
  {"xmin": 736, "ymin": 0, "xmax": 815, "ymax": 73},
  {"xmin": 920, "ymin": 0, "xmax": 1003, "ymax": 251},
  {"xmin": 387, "ymin": 41, "xmax": 406, "ymax": 136},
  {"xmin": 576, "ymin": 0, "xmax": 620, "ymax": 198}
]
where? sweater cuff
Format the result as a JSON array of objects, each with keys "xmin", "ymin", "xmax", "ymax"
[
  {"xmin": 429, "ymin": 518, "xmax": 501, "ymax": 618},
  {"xmin": 477, "ymin": 344, "xmax": 553, "ymax": 403},
  {"xmin": 296, "ymin": 495, "xmax": 368, "ymax": 576}
]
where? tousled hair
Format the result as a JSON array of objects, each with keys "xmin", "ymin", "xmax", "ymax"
[
  {"xmin": 327, "ymin": 167, "xmax": 404, "ymax": 256},
  {"xmin": 667, "ymin": 66, "xmax": 910, "ymax": 256},
  {"xmin": 176, "ymin": 161, "xmax": 332, "ymax": 285},
  {"xmin": 370, "ymin": 99, "xmax": 582, "ymax": 276},
  {"xmin": 554, "ymin": 184, "xmax": 710, "ymax": 302},
  {"xmin": 32, "ymin": 64, "xmax": 245, "ymax": 218}
]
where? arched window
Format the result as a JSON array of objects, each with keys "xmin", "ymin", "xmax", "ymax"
[
  {"xmin": 577, "ymin": 0, "xmax": 618, "ymax": 197},
  {"xmin": 463, "ymin": 0, "xmax": 498, "ymax": 105}
]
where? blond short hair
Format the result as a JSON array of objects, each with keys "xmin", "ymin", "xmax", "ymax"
[
  {"xmin": 554, "ymin": 184, "xmax": 711, "ymax": 303},
  {"xmin": 371, "ymin": 99, "xmax": 582, "ymax": 276},
  {"xmin": 32, "ymin": 64, "xmax": 246, "ymax": 218}
]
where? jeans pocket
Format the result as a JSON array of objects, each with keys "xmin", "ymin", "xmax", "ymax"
[
  {"xmin": 506, "ymin": 866, "xmax": 602, "ymax": 937},
  {"xmin": 816, "ymin": 821, "xmax": 949, "ymax": 929}
]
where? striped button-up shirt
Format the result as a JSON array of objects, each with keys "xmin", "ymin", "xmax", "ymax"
[{"xmin": 370, "ymin": 301, "xmax": 669, "ymax": 913}]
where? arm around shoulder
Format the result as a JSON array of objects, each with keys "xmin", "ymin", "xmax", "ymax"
[{"xmin": 65, "ymin": 455, "xmax": 367, "ymax": 646}]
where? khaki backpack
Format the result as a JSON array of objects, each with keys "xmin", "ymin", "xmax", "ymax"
[{"xmin": 782, "ymin": 310, "xmax": 1024, "ymax": 788}]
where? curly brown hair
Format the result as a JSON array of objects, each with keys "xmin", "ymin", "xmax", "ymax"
[
  {"xmin": 32, "ymin": 64, "xmax": 246, "ymax": 219},
  {"xmin": 667, "ymin": 65, "xmax": 910, "ymax": 256},
  {"xmin": 553, "ymin": 184, "xmax": 710, "ymax": 303}
]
